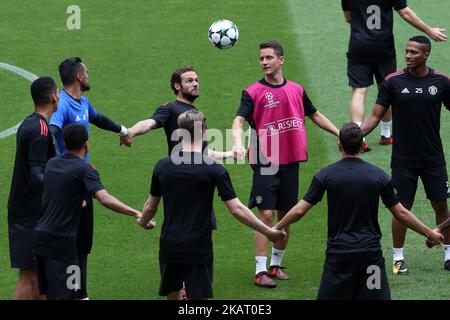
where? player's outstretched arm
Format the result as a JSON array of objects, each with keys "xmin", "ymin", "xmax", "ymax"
[
  {"xmin": 224, "ymin": 198, "xmax": 286, "ymax": 242},
  {"xmin": 231, "ymin": 116, "xmax": 247, "ymax": 160},
  {"xmin": 397, "ymin": 7, "xmax": 447, "ymax": 42},
  {"xmin": 128, "ymin": 119, "xmax": 158, "ymax": 137},
  {"xmin": 207, "ymin": 149, "xmax": 234, "ymax": 161},
  {"xmin": 308, "ymin": 111, "xmax": 339, "ymax": 137},
  {"xmin": 94, "ymin": 189, "xmax": 141, "ymax": 218},
  {"xmin": 361, "ymin": 104, "xmax": 386, "ymax": 137},
  {"xmin": 90, "ymin": 112, "xmax": 127, "ymax": 134},
  {"xmin": 437, "ymin": 217, "xmax": 450, "ymax": 233},
  {"xmin": 274, "ymin": 200, "xmax": 313, "ymax": 230},
  {"xmin": 120, "ymin": 119, "xmax": 158, "ymax": 147},
  {"xmin": 137, "ymin": 195, "xmax": 160, "ymax": 229},
  {"xmin": 389, "ymin": 203, "xmax": 444, "ymax": 246}
]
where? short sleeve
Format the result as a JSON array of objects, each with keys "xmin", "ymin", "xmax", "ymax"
[
  {"xmin": 302, "ymin": 90, "xmax": 318, "ymax": 116},
  {"xmin": 380, "ymin": 180, "xmax": 400, "ymax": 208},
  {"xmin": 87, "ymin": 100, "xmax": 99, "ymax": 121},
  {"xmin": 28, "ymin": 125, "xmax": 51, "ymax": 166},
  {"xmin": 376, "ymin": 80, "xmax": 393, "ymax": 108},
  {"xmin": 302, "ymin": 175, "xmax": 326, "ymax": 205},
  {"xmin": 50, "ymin": 101, "xmax": 67, "ymax": 129},
  {"xmin": 235, "ymin": 91, "xmax": 254, "ymax": 122},
  {"xmin": 150, "ymin": 162, "xmax": 162, "ymax": 197},
  {"xmin": 84, "ymin": 166, "xmax": 105, "ymax": 197},
  {"xmin": 341, "ymin": 0, "xmax": 350, "ymax": 11},
  {"xmin": 151, "ymin": 105, "xmax": 170, "ymax": 129},
  {"xmin": 393, "ymin": 0, "xmax": 407, "ymax": 11},
  {"xmin": 214, "ymin": 166, "xmax": 237, "ymax": 202}
]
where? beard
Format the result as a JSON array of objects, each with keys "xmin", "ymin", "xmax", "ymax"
[
  {"xmin": 81, "ymin": 82, "xmax": 91, "ymax": 92},
  {"xmin": 180, "ymin": 89, "xmax": 199, "ymax": 103}
]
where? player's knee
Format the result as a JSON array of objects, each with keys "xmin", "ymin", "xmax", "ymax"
[
  {"xmin": 352, "ymin": 87, "xmax": 368, "ymax": 96},
  {"xmin": 259, "ymin": 210, "xmax": 275, "ymax": 225}
]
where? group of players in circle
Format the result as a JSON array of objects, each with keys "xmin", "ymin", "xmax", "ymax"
[{"xmin": 7, "ymin": 0, "xmax": 450, "ymax": 300}]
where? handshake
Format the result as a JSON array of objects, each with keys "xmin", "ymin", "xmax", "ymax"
[
  {"xmin": 119, "ymin": 126, "xmax": 134, "ymax": 147},
  {"xmin": 426, "ymin": 227, "xmax": 445, "ymax": 248}
]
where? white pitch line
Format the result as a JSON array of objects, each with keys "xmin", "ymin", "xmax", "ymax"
[{"xmin": 0, "ymin": 62, "xmax": 38, "ymax": 139}]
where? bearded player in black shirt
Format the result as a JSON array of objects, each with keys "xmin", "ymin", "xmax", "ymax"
[
  {"xmin": 120, "ymin": 66, "xmax": 232, "ymax": 160},
  {"xmin": 362, "ymin": 36, "xmax": 450, "ymax": 273},
  {"xmin": 275, "ymin": 123, "xmax": 443, "ymax": 300},
  {"xmin": 7, "ymin": 77, "xmax": 58, "ymax": 300},
  {"xmin": 342, "ymin": 0, "xmax": 446, "ymax": 151}
]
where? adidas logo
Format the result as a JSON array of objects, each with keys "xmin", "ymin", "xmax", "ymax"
[
  {"xmin": 75, "ymin": 115, "xmax": 81, "ymax": 121},
  {"xmin": 401, "ymin": 88, "xmax": 410, "ymax": 94}
]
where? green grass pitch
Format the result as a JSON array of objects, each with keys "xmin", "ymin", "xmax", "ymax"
[{"xmin": 0, "ymin": 0, "xmax": 449, "ymax": 299}]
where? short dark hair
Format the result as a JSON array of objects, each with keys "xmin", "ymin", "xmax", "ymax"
[
  {"xmin": 170, "ymin": 66, "xmax": 195, "ymax": 95},
  {"xmin": 30, "ymin": 76, "xmax": 57, "ymax": 106},
  {"xmin": 59, "ymin": 57, "xmax": 84, "ymax": 86},
  {"xmin": 177, "ymin": 109, "xmax": 206, "ymax": 143},
  {"xmin": 63, "ymin": 124, "xmax": 88, "ymax": 151},
  {"xmin": 260, "ymin": 40, "xmax": 284, "ymax": 57},
  {"xmin": 409, "ymin": 35, "xmax": 432, "ymax": 51},
  {"xmin": 339, "ymin": 122, "xmax": 363, "ymax": 155}
]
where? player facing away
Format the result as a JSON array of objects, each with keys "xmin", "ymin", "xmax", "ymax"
[
  {"xmin": 231, "ymin": 40, "xmax": 339, "ymax": 288},
  {"xmin": 137, "ymin": 110, "xmax": 286, "ymax": 300},
  {"xmin": 362, "ymin": 36, "xmax": 450, "ymax": 273},
  {"xmin": 342, "ymin": 0, "xmax": 447, "ymax": 151},
  {"xmin": 33, "ymin": 124, "xmax": 141, "ymax": 300},
  {"xmin": 49, "ymin": 57, "xmax": 130, "ymax": 299},
  {"xmin": 120, "ymin": 66, "xmax": 232, "ymax": 161},
  {"xmin": 121, "ymin": 67, "xmax": 233, "ymax": 299},
  {"xmin": 275, "ymin": 123, "xmax": 443, "ymax": 300},
  {"xmin": 7, "ymin": 77, "xmax": 58, "ymax": 300}
]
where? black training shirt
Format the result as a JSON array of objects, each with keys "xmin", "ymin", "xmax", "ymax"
[
  {"xmin": 150, "ymin": 152, "xmax": 236, "ymax": 264},
  {"xmin": 34, "ymin": 154, "xmax": 104, "ymax": 259},
  {"xmin": 342, "ymin": 0, "xmax": 407, "ymax": 61},
  {"xmin": 151, "ymin": 100, "xmax": 208, "ymax": 155},
  {"xmin": 8, "ymin": 113, "xmax": 55, "ymax": 222},
  {"xmin": 303, "ymin": 158, "xmax": 399, "ymax": 255},
  {"xmin": 377, "ymin": 68, "xmax": 450, "ymax": 168}
]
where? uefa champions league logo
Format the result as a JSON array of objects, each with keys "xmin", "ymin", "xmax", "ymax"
[{"xmin": 263, "ymin": 92, "xmax": 279, "ymax": 109}]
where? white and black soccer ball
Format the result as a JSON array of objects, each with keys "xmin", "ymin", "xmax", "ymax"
[{"xmin": 208, "ymin": 19, "xmax": 239, "ymax": 49}]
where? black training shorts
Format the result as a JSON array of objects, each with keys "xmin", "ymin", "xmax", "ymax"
[
  {"xmin": 248, "ymin": 163, "xmax": 299, "ymax": 212},
  {"xmin": 159, "ymin": 261, "xmax": 213, "ymax": 300},
  {"xmin": 317, "ymin": 254, "xmax": 391, "ymax": 300},
  {"xmin": 8, "ymin": 214, "xmax": 39, "ymax": 269},
  {"xmin": 392, "ymin": 166, "xmax": 449, "ymax": 205},
  {"xmin": 347, "ymin": 55, "xmax": 397, "ymax": 88},
  {"xmin": 36, "ymin": 255, "xmax": 80, "ymax": 300}
]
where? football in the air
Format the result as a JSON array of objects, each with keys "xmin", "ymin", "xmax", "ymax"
[{"xmin": 208, "ymin": 19, "xmax": 239, "ymax": 49}]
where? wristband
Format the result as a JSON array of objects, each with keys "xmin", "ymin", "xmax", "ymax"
[{"xmin": 119, "ymin": 125, "xmax": 128, "ymax": 137}]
